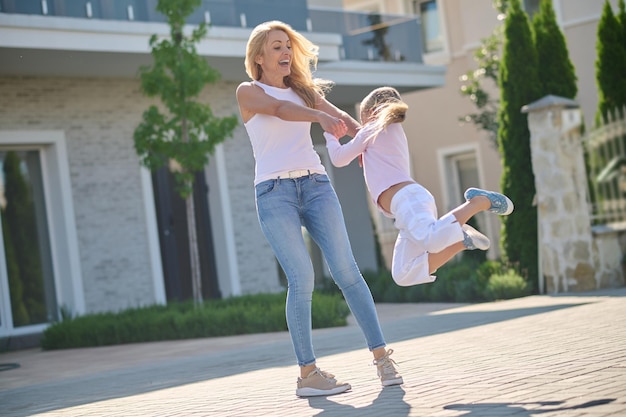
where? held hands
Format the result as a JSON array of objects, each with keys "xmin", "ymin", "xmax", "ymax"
[{"xmin": 319, "ymin": 113, "xmax": 347, "ymax": 139}]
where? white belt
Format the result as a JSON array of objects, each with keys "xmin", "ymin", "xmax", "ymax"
[{"xmin": 275, "ymin": 169, "xmax": 323, "ymax": 179}]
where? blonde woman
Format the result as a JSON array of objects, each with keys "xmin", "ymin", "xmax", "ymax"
[
  {"xmin": 325, "ymin": 87, "xmax": 514, "ymax": 287},
  {"xmin": 236, "ymin": 22, "xmax": 402, "ymax": 397}
]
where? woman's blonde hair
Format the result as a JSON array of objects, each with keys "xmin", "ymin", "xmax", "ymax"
[
  {"xmin": 360, "ymin": 86, "xmax": 408, "ymax": 134},
  {"xmin": 244, "ymin": 20, "xmax": 332, "ymax": 108}
]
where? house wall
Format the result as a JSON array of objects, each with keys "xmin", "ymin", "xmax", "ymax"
[
  {"xmin": 216, "ymin": 115, "xmax": 284, "ymax": 296},
  {"xmin": 0, "ymin": 76, "xmax": 281, "ymax": 314},
  {"xmin": 0, "ymin": 77, "xmax": 155, "ymax": 313},
  {"xmin": 341, "ymin": 0, "xmax": 620, "ymax": 266},
  {"xmin": 401, "ymin": 0, "xmax": 504, "ymax": 254}
]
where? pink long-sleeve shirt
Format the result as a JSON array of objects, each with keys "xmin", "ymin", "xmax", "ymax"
[{"xmin": 324, "ymin": 122, "xmax": 413, "ymax": 217}]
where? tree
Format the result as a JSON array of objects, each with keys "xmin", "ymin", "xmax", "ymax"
[
  {"xmin": 619, "ymin": 0, "xmax": 626, "ymax": 43},
  {"xmin": 497, "ymin": 0, "xmax": 541, "ymax": 290},
  {"xmin": 595, "ymin": 0, "xmax": 626, "ymax": 123},
  {"xmin": 134, "ymin": 0, "xmax": 238, "ymax": 304},
  {"xmin": 532, "ymin": 0, "xmax": 577, "ymax": 100}
]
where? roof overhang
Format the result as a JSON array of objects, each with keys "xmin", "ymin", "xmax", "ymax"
[{"xmin": 317, "ymin": 60, "xmax": 445, "ymax": 105}]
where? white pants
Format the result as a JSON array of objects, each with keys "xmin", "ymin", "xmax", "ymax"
[{"xmin": 390, "ymin": 183, "xmax": 464, "ymax": 286}]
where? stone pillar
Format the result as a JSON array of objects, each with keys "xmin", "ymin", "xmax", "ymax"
[{"xmin": 522, "ymin": 95, "xmax": 595, "ymax": 293}]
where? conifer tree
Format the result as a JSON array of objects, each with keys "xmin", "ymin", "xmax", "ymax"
[
  {"xmin": 497, "ymin": 0, "xmax": 541, "ymax": 290},
  {"xmin": 617, "ymin": 0, "xmax": 626, "ymax": 110},
  {"xmin": 134, "ymin": 0, "xmax": 237, "ymax": 304},
  {"xmin": 618, "ymin": 0, "xmax": 626, "ymax": 43},
  {"xmin": 532, "ymin": 0, "xmax": 577, "ymax": 99},
  {"xmin": 596, "ymin": 0, "xmax": 626, "ymax": 123}
]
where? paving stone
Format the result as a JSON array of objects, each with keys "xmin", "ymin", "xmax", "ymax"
[{"xmin": 0, "ymin": 288, "xmax": 625, "ymax": 416}]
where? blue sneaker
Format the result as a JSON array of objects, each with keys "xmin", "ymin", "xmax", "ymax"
[
  {"xmin": 464, "ymin": 188, "xmax": 514, "ymax": 215},
  {"xmin": 462, "ymin": 224, "xmax": 490, "ymax": 250}
]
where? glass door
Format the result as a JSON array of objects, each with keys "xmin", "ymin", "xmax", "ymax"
[{"xmin": 0, "ymin": 149, "xmax": 57, "ymax": 333}]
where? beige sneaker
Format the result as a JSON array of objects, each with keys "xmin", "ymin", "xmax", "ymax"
[
  {"xmin": 374, "ymin": 349, "xmax": 403, "ymax": 386},
  {"xmin": 296, "ymin": 368, "xmax": 351, "ymax": 397}
]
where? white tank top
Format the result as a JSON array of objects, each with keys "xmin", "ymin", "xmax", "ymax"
[{"xmin": 244, "ymin": 81, "xmax": 326, "ymax": 185}]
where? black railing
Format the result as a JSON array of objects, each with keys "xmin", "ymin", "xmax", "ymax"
[{"xmin": 0, "ymin": 0, "xmax": 422, "ymax": 63}]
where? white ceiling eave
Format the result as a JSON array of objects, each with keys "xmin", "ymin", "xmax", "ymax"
[
  {"xmin": 317, "ymin": 60, "xmax": 446, "ymax": 88},
  {"xmin": 317, "ymin": 60, "xmax": 446, "ymax": 105}
]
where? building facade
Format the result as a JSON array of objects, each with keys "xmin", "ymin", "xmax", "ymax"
[
  {"xmin": 343, "ymin": 0, "xmax": 617, "ymax": 268},
  {"xmin": 0, "ymin": 0, "xmax": 445, "ymax": 343}
]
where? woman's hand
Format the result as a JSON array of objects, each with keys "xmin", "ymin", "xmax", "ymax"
[{"xmin": 319, "ymin": 112, "xmax": 347, "ymax": 138}]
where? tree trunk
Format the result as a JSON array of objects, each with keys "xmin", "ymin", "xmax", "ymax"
[{"xmin": 186, "ymin": 191, "xmax": 203, "ymax": 305}]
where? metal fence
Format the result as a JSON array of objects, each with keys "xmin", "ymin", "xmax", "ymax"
[{"xmin": 585, "ymin": 108, "xmax": 626, "ymax": 225}]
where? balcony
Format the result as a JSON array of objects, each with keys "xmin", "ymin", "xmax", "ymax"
[
  {"xmin": 0, "ymin": 0, "xmax": 444, "ymax": 104},
  {"xmin": 0, "ymin": 0, "xmax": 423, "ymax": 63}
]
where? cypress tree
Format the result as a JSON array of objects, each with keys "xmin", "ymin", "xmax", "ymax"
[
  {"xmin": 618, "ymin": 0, "xmax": 626, "ymax": 109},
  {"xmin": 619, "ymin": 0, "xmax": 626, "ymax": 42},
  {"xmin": 596, "ymin": 0, "xmax": 626, "ymax": 123},
  {"xmin": 497, "ymin": 0, "xmax": 541, "ymax": 290},
  {"xmin": 532, "ymin": 0, "xmax": 577, "ymax": 99}
]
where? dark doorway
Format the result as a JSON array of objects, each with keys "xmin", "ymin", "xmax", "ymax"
[{"xmin": 152, "ymin": 167, "xmax": 221, "ymax": 302}]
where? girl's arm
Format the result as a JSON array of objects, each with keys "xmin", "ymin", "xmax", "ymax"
[{"xmin": 324, "ymin": 125, "xmax": 376, "ymax": 167}]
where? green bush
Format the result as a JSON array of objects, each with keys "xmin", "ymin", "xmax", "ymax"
[
  {"xmin": 483, "ymin": 269, "xmax": 531, "ymax": 301},
  {"xmin": 361, "ymin": 256, "xmax": 530, "ymax": 304},
  {"xmin": 40, "ymin": 292, "xmax": 349, "ymax": 350}
]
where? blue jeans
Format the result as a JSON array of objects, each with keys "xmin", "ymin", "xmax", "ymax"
[{"xmin": 255, "ymin": 173, "xmax": 386, "ymax": 366}]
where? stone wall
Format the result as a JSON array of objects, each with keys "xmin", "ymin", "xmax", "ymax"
[{"xmin": 524, "ymin": 95, "xmax": 625, "ymax": 293}]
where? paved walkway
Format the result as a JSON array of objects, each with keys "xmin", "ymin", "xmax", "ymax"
[{"xmin": 1, "ymin": 288, "xmax": 625, "ymax": 417}]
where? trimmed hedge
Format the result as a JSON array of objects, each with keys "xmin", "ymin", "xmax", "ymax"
[{"xmin": 41, "ymin": 292, "xmax": 349, "ymax": 350}]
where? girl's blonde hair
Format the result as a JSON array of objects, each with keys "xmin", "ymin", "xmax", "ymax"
[
  {"xmin": 244, "ymin": 20, "xmax": 333, "ymax": 108},
  {"xmin": 360, "ymin": 86, "xmax": 408, "ymax": 134}
]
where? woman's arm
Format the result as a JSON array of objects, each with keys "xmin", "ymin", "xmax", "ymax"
[
  {"xmin": 236, "ymin": 82, "xmax": 347, "ymax": 137},
  {"xmin": 316, "ymin": 96, "xmax": 360, "ymax": 137}
]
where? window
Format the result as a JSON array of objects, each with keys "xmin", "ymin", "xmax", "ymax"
[
  {"xmin": 413, "ymin": 0, "xmax": 443, "ymax": 53},
  {"xmin": 442, "ymin": 149, "xmax": 488, "ymax": 234},
  {"xmin": 444, "ymin": 151, "xmax": 479, "ymax": 209},
  {"xmin": 0, "ymin": 131, "xmax": 82, "ymax": 338},
  {"xmin": 0, "ymin": 149, "xmax": 57, "ymax": 329}
]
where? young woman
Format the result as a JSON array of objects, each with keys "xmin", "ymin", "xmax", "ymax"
[
  {"xmin": 325, "ymin": 86, "xmax": 514, "ymax": 287},
  {"xmin": 236, "ymin": 22, "xmax": 402, "ymax": 397}
]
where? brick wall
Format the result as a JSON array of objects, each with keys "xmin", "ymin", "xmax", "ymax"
[{"xmin": 0, "ymin": 76, "xmax": 281, "ymax": 314}]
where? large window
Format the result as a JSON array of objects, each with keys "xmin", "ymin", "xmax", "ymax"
[
  {"xmin": 0, "ymin": 131, "xmax": 82, "ymax": 339},
  {"xmin": 0, "ymin": 149, "xmax": 57, "ymax": 329},
  {"xmin": 413, "ymin": 0, "xmax": 443, "ymax": 53}
]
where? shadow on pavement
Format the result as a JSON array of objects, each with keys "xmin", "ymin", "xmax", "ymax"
[
  {"xmin": 307, "ymin": 385, "xmax": 409, "ymax": 417},
  {"xmin": 317, "ymin": 303, "xmax": 592, "ymax": 356},
  {"xmin": 444, "ymin": 398, "xmax": 616, "ymax": 415},
  {"xmin": 0, "ymin": 301, "xmax": 594, "ymax": 416}
]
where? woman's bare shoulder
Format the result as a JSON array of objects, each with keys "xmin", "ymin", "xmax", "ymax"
[{"xmin": 236, "ymin": 81, "xmax": 256, "ymax": 94}]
